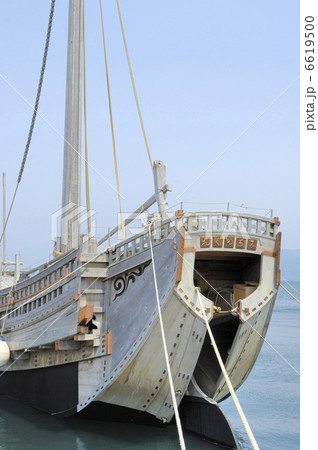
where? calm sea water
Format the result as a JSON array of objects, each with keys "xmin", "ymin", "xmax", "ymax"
[{"xmin": 0, "ymin": 282, "xmax": 300, "ymax": 449}]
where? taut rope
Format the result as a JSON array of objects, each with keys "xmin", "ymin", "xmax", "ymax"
[
  {"xmin": 280, "ymin": 283, "xmax": 300, "ymax": 304},
  {"xmin": 196, "ymin": 288, "xmax": 260, "ymax": 450},
  {"xmin": 99, "ymin": 0, "xmax": 125, "ymax": 240},
  {"xmin": 148, "ymin": 224, "xmax": 186, "ymax": 449},
  {"xmin": 116, "ymin": 0, "xmax": 153, "ymax": 169}
]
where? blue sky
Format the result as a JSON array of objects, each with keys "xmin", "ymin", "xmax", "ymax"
[{"xmin": 0, "ymin": 0, "xmax": 299, "ymax": 267}]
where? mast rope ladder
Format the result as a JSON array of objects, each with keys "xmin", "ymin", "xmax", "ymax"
[{"xmin": 0, "ymin": 0, "xmax": 56, "ymax": 249}]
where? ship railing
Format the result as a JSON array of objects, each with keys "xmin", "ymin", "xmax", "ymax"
[
  {"xmin": 183, "ymin": 211, "xmax": 277, "ymax": 238},
  {"xmin": 106, "ymin": 218, "xmax": 174, "ymax": 265},
  {"xmin": 1, "ymin": 211, "xmax": 277, "ymax": 284},
  {"xmin": 105, "ymin": 210, "xmax": 277, "ymax": 266}
]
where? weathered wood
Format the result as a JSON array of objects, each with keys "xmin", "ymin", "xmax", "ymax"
[
  {"xmin": 106, "ymin": 331, "xmax": 112, "ymax": 355},
  {"xmin": 276, "ymin": 231, "xmax": 282, "ymax": 286},
  {"xmin": 78, "ymin": 305, "xmax": 94, "ymax": 326},
  {"xmin": 61, "ymin": 0, "xmax": 83, "ymax": 252},
  {"xmin": 55, "ymin": 340, "xmax": 81, "ymax": 351},
  {"xmin": 176, "ymin": 227, "xmax": 185, "ymax": 283},
  {"xmin": 77, "ymin": 326, "xmax": 89, "ymax": 334},
  {"xmin": 74, "ymin": 333, "xmax": 97, "ymax": 341},
  {"xmin": 261, "ymin": 250, "xmax": 276, "ymax": 257}
]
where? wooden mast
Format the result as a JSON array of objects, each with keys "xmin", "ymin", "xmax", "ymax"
[
  {"xmin": 2, "ymin": 173, "xmax": 6, "ymax": 275},
  {"xmin": 61, "ymin": 0, "xmax": 83, "ymax": 252}
]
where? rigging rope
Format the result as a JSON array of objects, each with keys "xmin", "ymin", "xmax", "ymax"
[
  {"xmin": 196, "ymin": 288, "xmax": 260, "ymax": 450},
  {"xmin": 82, "ymin": 0, "xmax": 91, "ymax": 236},
  {"xmin": 99, "ymin": 0, "xmax": 126, "ymax": 240},
  {"xmin": 280, "ymin": 283, "xmax": 300, "ymax": 304},
  {"xmin": 116, "ymin": 0, "xmax": 153, "ymax": 169},
  {"xmin": 281, "ymin": 276, "xmax": 300, "ymax": 296},
  {"xmin": 147, "ymin": 223, "xmax": 186, "ymax": 450},
  {"xmin": 0, "ymin": 0, "xmax": 56, "ymax": 249}
]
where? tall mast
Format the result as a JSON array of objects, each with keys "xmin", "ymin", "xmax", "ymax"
[
  {"xmin": 2, "ymin": 173, "xmax": 6, "ymax": 274},
  {"xmin": 61, "ymin": 0, "xmax": 83, "ymax": 252}
]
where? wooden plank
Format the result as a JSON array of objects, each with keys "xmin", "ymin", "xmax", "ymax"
[
  {"xmin": 78, "ymin": 304, "xmax": 94, "ymax": 326},
  {"xmin": 275, "ymin": 231, "xmax": 282, "ymax": 286},
  {"xmin": 233, "ymin": 284, "xmax": 246, "ymax": 303},
  {"xmin": 237, "ymin": 300, "xmax": 243, "ymax": 322},
  {"xmin": 77, "ymin": 326, "xmax": 89, "ymax": 334},
  {"xmin": 55, "ymin": 340, "xmax": 81, "ymax": 350},
  {"xmin": 106, "ymin": 331, "xmax": 112, "ymax": 355},
  {"xmin": 176, "ymin": 226, "xmax": 185, "ymax": 283},
  {"xmin": 74, "ymin": 333, "xmax": 98, "ymax": 341},
  {"xmin": 184, "ymin": 246, "xmax": 196, "ymax": 253},
  {"xmin": 261, "ymin": 250, "xmax": 276, "ymax": 257}
]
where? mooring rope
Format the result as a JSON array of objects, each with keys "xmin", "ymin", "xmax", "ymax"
[
  {"xmin": 281, "ymin": 276, "xmax": 300, "ymax": 296},
  {"xmin": 280, "ymin": 283, "xmax": 300, "ymax": 304},
  {"xmin": 196, "ymin": 288, "xmax": 260, "ymax": 450},
  {"xmin": 147, "ymin": 223, "xmax": 186, "ymax": 450}
]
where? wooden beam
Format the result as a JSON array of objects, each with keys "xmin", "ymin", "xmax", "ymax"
[
  {"xmin": 55, "ymin": 340, "xmax": 81, "ymax": 351},
  {"xmin": 176, "ymin": 226, "xmax": 185, "ymax": 283},
  {"xmin": 184, "ymin": 246, "xmax": 196, "ymax": 253},
  {"xmin": 275, "ymin": 232, "xmax": 282, "ymax": 286},
  {"xmin": 78, "ymin": 304, "xmax": 94, "ymax": 325},
  {"xmin": 261, "ymin": 250, "xmax": 276, "ymax": 257},
  {"xmin": 106, "ymin": 331, "xmax": 112, "ymax": 355},
  {"xmin": 77, "ymin": 326, "xmax": 89, "ymax": 334}
]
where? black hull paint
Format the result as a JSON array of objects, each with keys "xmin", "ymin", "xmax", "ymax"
[
  {"xmin": 0, "ymin": 363, "xmax": 78, "ymax": 417},
  {"xmin": 77, "ymin": 397, "xmax": 239, "ymax": 449},
  {"xmin": 0, "ymin": 366, "xmax": 239, "ymax": 448}
]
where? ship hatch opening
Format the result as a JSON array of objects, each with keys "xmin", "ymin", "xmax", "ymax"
[
  {"xmin": 193, "ymin": 250, "xmax": 261, "ymax": 398},
  {"xmin": 194, "ymin": 314, "xmax": 240, "ymax": 398},
  {"xmin": 194, "ymin": 251, "xmax": 261, "ymax": 311}
]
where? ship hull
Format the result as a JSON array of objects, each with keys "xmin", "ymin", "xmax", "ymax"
[
  {"xmin": 0, "ymin": 212, "xmax": 281, "ymax": 429},
  {"xmin": 0, "ymin": 362, "xmax": 78, "ymax": 416}
]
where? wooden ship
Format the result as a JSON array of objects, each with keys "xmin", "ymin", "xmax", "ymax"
[{"xmin": 0, "ymin": 1, "xmax": 281, "ymax": 448}]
